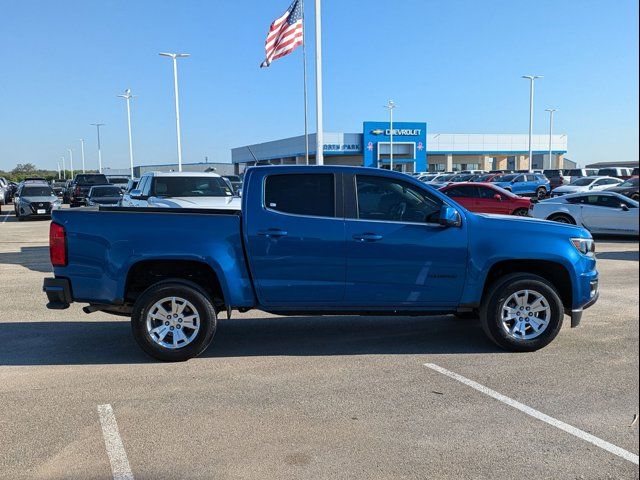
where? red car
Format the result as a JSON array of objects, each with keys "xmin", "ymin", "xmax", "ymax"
[{"xmin": 439, "ymin": 182, "xmax": 532, "ymax": 216}]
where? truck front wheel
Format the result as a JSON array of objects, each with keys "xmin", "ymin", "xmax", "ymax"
[
  {"xmin": 131, "ymin": 280, "xmax": 217, "ymax": 361},
  {"xmin": 480, "ymin": 273, "xmax": 564, "ymax": 352}
]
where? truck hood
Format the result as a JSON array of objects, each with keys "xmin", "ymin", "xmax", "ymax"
[
  {"xmin": 152, "ymin": 196, "xmax": 241, "ymax": 209},
  {"xmin": 473, "ymin": 212, "xmax": 591, "ymax": 238}
]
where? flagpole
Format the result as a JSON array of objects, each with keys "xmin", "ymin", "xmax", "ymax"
[
  {"xmin": 301, "ymin": 0, "xmax": 310, "ymax": 165},
  {"xmin": 314, "ymin": 0, "xmax": 324, "ymax": 165}
]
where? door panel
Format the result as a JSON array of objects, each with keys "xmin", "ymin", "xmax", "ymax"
[
  {"xmin": 244, "ymin": 172, "xmax": 346, "ymax": 306},
  {"xmin": 345, "ymin": 174, "xmax": 468, "ymax": 307}
]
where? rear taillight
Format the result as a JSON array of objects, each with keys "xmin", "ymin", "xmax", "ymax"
[{"xmin": 49, "ymin": 222, "xmax": 67, "ymax": 266}]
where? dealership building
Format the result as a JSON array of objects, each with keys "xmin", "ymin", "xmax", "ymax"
[{"xmin": 232, "ymin": 121, "xmax": 573, "ymax": 174}]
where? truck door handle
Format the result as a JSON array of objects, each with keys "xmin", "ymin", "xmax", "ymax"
[
  {"xmin": 257, "ymin": 229, "xmax": 288, "ymax": 238},
  {"xmin": 352, "ymin": 233, "xmax": 383, "ymax": 242}
]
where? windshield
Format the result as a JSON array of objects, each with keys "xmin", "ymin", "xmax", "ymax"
[
  {"xmin": 495, "ymin": 174, "xmax": 518, "ymax": 182},
  {"xmin": 75, "ymin": 174, "xmax": 109, "ymax": 185},
  {"xmin": 565, "ymin": 169, "xmax": 583, "ymax": 176},
  {"xmin": 153, "ymin": 176, "xmax": 233, "ymax": 197},
  {"xmin": 543, "ymin": 170, "xmax": 562, "ymax": 177},
  {"xmin": 224, "ymin": 175, "xmax": 241, "ymax": 182},
  {"xmin": 22, "ymin": 186, "xmax": 55, "ymax": 196},
  {"xmin": 91, "ymin": 186, "xmax": 122, "ymax": 197},
  {"xmin": 618, "ymin": 178, "xmax": 639, "ymax": 187},
  {"xmin": 450, "ymin": 174, "xmax": 474, "ymax": 182}
]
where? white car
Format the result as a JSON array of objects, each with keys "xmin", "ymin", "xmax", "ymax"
[
  {"xmin": 124, "ymin": 171, "xmax": 241, "ymax": 210},
  {"xmin": 551, "ymin": 176, "xmax": 622, "ymax": 197},
  {"xmin": 531, "ymin": 191, "xmax": 639, "ymax": 236}
]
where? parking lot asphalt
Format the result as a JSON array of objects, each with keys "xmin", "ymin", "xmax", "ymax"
[{"xmin": 0, "ymin": 210, "xmax": 638, "ymax": 479}]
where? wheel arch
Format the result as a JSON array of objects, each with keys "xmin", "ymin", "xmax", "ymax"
[{"xmin": 481, "ymin": 259, "xmax": 573, "ymax": 310}]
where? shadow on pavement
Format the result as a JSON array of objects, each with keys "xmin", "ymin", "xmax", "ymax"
[
  {"xmin": 0, "ymin": 315, "xmax": 500, "ymax": 366},
  {"xmin": 0, "ymin": 246, "xmax": 52, "ymax": 272},
  {"xmin": 596, "ymin": 250, "xmax": 639, "ymax": 262}
]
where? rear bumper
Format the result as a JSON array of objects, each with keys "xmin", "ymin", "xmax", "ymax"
[{"xmin": 43, "ymin": 277, "xmax": 73, "ymax": 309}]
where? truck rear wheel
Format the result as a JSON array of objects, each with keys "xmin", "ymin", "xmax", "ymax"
[
  {"xmin": 131, "ymin": 280, "xmax": 217, "ymax": 361},
  {"xmin": 480, "ymin": 273, "xmax": 564, "ymax": 352}
]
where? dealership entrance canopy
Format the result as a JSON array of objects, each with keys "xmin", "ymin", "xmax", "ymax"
[{"xmin": 232, "ymin": 121, "xmax": 571, "ymax": 173}]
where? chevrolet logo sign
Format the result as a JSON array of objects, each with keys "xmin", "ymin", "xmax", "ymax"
[{"xmin": 370, "ymin": 129, "xmax": 385, "ymax": 135}]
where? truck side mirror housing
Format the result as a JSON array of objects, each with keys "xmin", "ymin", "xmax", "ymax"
[
  {"xmin": 130, "ymin": 189, "xmax": 145, "ymax": 200},
  {"xmin": 438, "ymin": 205, "xmax": 462, "ymax": 228}
]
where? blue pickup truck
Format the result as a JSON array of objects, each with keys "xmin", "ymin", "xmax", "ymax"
[{"xmin": 44, "ymin": 166, "xmax": 599, "ymax": 361}]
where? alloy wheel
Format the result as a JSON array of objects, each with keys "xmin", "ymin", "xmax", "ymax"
[
  {"xmin": 146, "ymin": 296, "xmax": 201, "ymax": 349},
  {"xmin": 500, "ymin": 289, "xmax": 551, "ymax": 340}
]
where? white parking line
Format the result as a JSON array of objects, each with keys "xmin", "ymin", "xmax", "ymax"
[
  {"xmin": 98, "ymin": 404, "xmax": 134, "ymax": 480},
  {"xmin": 424, "ymin": 363, "xmax": 639, "ymax": 465},
  {"xmin": 1, "ymin": 213, "xmax": 10, "ymax": 223}
]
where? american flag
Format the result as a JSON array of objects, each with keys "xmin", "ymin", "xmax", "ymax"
[{"xmin": 260, "ymin": 0, "xmax": 304, "ymax": 68}]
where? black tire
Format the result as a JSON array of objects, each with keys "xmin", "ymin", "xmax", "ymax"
[
  {"xmin": 632, "ymin": 193, "xmax": 639, "ymax": 201},
  {"xmin": 512, "ymin": 208, "xmax": 529, "ymax": 217},
  {"xmin": 480, "ymin": 273, "xmax": 564, "ymax": 352},
  {"xmin": 548, "ymin": 213, "xmax": 576, "ymax": 225},
  {"xmin": 131, "ymin": 280, "xmax": 217, "ymax": 361},
  {"xmin": 536, "ymin": 187, "xmax": 547, "ymax": 200}
]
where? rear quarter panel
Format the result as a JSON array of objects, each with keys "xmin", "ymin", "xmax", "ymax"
[{"xmin": 51, "ymin": 209, "xmax": 255, "ymax": 307}]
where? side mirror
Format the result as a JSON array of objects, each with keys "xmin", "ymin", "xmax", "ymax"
[
  {"xmin": 129, "ymin": 189, "xmax": 145, "ymax": 200},
  {"xmin": 621, "ymin": 204, "xmax": 629, "ymax": 211},
  {"xmin": 493, "ymin": 194, "xmax": 502, "ymax": 202},
  {"xmin": 438, "ymin": 205, "xmax": 462, "ymax": 228}
]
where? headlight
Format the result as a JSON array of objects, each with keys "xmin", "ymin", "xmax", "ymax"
[{"xmin": 571, "ymin": 238, "xmax": 595, "ymax": 257}]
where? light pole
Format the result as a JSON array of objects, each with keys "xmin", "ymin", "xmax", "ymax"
[
  {"xmin": 57, "ymin": 161, "xmax": 61, "ymax": 179},
  {"xmin": 91, "ymin": 123, "xmax": 105, "ymax": 173},
  {"xmin": 68, "ymin": 148, "xmax": 74, "ymax": 179},
  {"xmin": 79, "ymin": 139, "xmax": 86, "ymax": 173},
  {"xmin": 118, "ymin": 88, "xmax": 135, "ymax": 178},
  {"xmin": 384, "ymin": 100, "xmax": 396, "ymax": 171},
  {"xmin": 61, "ymin": 156, "xmax": 66, "ymax": 180},
  {"xmin": 545, "ymin": 109, "xmax": 557, "ymax": 169},
  {"xmin": 159, "ymin": 52, "xmax": 190, "ymax": 171},
  {"xmin": 522, "ymin": 75, "xmax": 542, "ymax": 171}
]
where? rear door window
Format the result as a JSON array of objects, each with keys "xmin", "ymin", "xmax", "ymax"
[
  {"xmin": 265, "ymin": 174, "xmax": 335, "ymax": 218},
  {"xmin": 445, "ymin": 186, "xmax": 478, "ymax": 198}
]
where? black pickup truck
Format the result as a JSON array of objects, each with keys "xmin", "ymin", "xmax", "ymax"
[{"xmin": 68, "ymin": 173, "xmax": 109, "ymax": 207}]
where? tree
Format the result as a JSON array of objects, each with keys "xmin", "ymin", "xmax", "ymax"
[{"xmin": 11, "ymin": 163, "xmax": 38, "ymax": 175}]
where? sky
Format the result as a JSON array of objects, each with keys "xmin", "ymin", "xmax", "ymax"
[{"xmin": 0, "ymin": 0, "xmax": 638, "ymax": 172}]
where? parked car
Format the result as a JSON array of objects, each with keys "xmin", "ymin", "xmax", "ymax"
[
  {"xmin": 424, "ymin": 173, "xmax": 457, "ymax": 188},
  {"xmin": 532, "ymin": 192, "xmax": 639, "ymax": 236},
  {"xmin": 106, "ymin": 176, "xmax": 130, "ymax": 190},
  {"xmin": 0, "ymin": 177, "xmax": 9, "ymax": 209},
  {"xmin": 44, "ymin": 165, "xmax": 599, "ymax": 361},
  {"xmin": 50, "ymin": 180, "xmax": 66, "ymax": 196},
  {"xmin": 119, "ymin": 178, "xmax": 140, "ymax": 207},
  {"xmin": 86, "ymin": 185, "xmax": 124, "ymax": 207},
  {"xmin": 563, "ymin": 169, "xmax": 599, "ymax": 184},
  {"xmin": 543, "ymin": 169, "xmax": 569, "ymax": 189},
  {"xmin": 439, "ymin": 182, "xmax": 532, "ymax": 216},
  {"xmin": 605, "ymin": 177, "xmax": 639, "ymax": 201},
  {"xmin": 632, "ymin": 167, "xmax": 639, "ymax": 176},
  {"xmin": 491, "ymin": 173, "xmax": 551, "ymax": 199},
  {"xmin": 13, "ymin": 182, "xmax": 61, "ymax": 220},
  {"xmin": 551, "ymin": 176, "xmax": 622, "ymax": 197},
  {"xmin": 472, "ymin": 173, "xmax": 503, "ymax": 183},
  {"xmin": 126, "ymin": 171, "xmax": 240, "ymax": 209},
  {"xmin": 597, "ymin": 167, "xmax": 633, "ymax": 180},
  {"xmin": 61, "ymin": 179, "xmax": 73, "ymax": 204},
  {"xmin": 448, "ymin": 173, "xmax": 479, "ymax": 183},
  {"xmin": 68, "ymin": 173, "xmax": 110, "ymax": 207}
]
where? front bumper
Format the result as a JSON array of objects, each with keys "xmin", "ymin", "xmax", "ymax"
[
  {"xmin": 568, "ymin": 278, "xmax": 599, "ymax": 327},
  {"xmin": 43, "ymin": 277, "xmax": 73, "ymax": 309}
]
